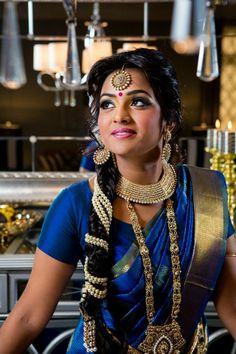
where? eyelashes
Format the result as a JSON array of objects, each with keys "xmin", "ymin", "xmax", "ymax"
[
  {"xmin": 131, "ymin": 97, "xmax": 151, "ymax": 107},
  {"xmin": 99, "ymin": 96, "xmax": 152, "ymax": 110}
]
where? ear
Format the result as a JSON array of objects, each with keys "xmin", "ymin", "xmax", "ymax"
[{"xmin": 162, "ymin": 121, "xmax": 175, "ymax": 135}]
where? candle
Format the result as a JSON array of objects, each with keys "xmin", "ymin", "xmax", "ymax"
[
  {"xmin": 206, "ymin": 119, "xmax": 222, "ymax": 150},
  {"xmin": 206, "ymin": 129, "xmax": 218, "ymax": 150},
  {"xmin": 218, "ymin": 131, "xmax": 236, "ymax": 154}
]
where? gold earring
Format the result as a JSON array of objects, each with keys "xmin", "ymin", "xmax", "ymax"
[
  {"xmin": 111, "ymin": 153, "xmax": 117, "ymax": 168},
  {"xmin": 93, "ymin": 146, "xmax": 110, "ymax": 165},
  {"xmin": 161, "ymin": 130, "xmax": 171, "ymax": 163}
]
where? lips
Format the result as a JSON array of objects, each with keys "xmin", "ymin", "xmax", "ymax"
[{"xmin": 111, "ymin": 128, "xmax": 136, "ymax": 138}]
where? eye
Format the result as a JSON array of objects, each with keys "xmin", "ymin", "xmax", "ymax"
[
  {"xmin": 131, "ymin": 96, "xmax": 151, "ymax": 107},
  {"xmin": 100, "ymin": 100, "xmax": 114, "ymax": 110}
]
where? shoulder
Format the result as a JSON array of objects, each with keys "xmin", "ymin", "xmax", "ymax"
[
  {"xmin": 50, "ymin": 178, "xmax": 93, "ymax": 215},
  {"xmin": 178, "ymin": 164, "xmax": 226, "ymax": 186},
  {"xmin": 176, "ymin": 164, "xmax": 227, "ymax": 201}
]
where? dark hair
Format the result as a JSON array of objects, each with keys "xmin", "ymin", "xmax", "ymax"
[{"xmin": 80, "ymin": 49, "xmax": 183, "ymax": 354}]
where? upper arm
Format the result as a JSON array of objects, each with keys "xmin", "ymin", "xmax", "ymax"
[
  {"xmin": 213, "ymin": 236, "xmax": 236, "ymax": 338},
  {"xmin": 38, "ymin": 187, "xmax": 82, "ymax": 266},
  {"xmin": 13, "ymin": 248, "xmax": 75, "ymax": 329}
]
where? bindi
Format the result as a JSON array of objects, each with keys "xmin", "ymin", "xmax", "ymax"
[{"xmin": 118, "ymin": 92, "xmax": 123, "ymax": 97}]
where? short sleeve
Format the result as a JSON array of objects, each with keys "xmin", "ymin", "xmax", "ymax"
[{"xmin": 37, "ymin": 187, "xmax": 82, "ymax": 266}]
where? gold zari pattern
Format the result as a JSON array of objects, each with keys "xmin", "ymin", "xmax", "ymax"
[{"xmin": 116, "ymin": 162, "xmax": 177, "ymax": 204}]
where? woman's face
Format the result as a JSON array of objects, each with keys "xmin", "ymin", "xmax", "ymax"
[{"xmin": 97, "ymin": 68, "xmax": 164, "ymax": 162}]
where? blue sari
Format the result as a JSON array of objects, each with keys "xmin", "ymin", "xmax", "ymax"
[
  {"xmin": 67, "ymin": 166, "xmax": 195, "ymax": 352},
  {"xmin": 38, "ymin": 165, "xmax": 233, "ymax": 353}
]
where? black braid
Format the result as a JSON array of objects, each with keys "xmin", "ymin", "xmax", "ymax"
[{"xmin": 80, "ymin": 156, "xmax": 128, "ymax": 353}]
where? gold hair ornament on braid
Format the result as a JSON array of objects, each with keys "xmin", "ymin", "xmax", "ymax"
[
  {"xmin": 82, "ymin": 176, "xmax": 113, "ymax": 353},
  {"xmin": 111, "ymin": 68, "xmax": 132, "ymax": 91},
  {"xmin": 84, "ymin": 257, "xmax": 108, "ymax": 285},
  {"xmin": 92, "ymin": 177, "xmax": 113, "ymax": 235},
  {"xmin": 85, "ymin": 233, "xmax": 109, "ymax": 251}
]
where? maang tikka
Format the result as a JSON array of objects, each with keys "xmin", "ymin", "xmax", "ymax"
[
  {"xmin": 162, "ymin": 129, "xmax": 172, "ymax": 163},
  {"xmin": 111, "ymin": 67, "xmax": 132, "ymax": 91}
]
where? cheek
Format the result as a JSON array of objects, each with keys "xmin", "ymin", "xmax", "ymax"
[
  {"xmin": 141, "ymin": 113, "xmax": 162, "ymax": 134},
  {"xmin": 97, "ymin": 116, "xmax": 107, "ymax": 137}
]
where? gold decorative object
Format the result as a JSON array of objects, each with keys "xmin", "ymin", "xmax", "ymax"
[
  {"xmin": 218, "ymin": 131, "xmax": 236, "ymax": 229},
  {"xmin": 111, "ymin": 69, "xmax": 132, "ymax": 91},
  {"xmin": 0, "ymin": 205, "xmax": 42, "ymax": 254},
  {"xmin": 205, "ymin": 125, "xmax": 236, "ymax": 229}
]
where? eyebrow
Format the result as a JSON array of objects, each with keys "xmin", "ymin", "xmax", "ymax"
[{"xmin": 100, "ymin": 89, "xmax": 152, "ymax": 99}]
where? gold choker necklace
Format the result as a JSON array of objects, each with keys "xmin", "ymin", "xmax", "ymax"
[{"xmin": 116, "ymin": 162, "xmax": 177, "ymax": 204}]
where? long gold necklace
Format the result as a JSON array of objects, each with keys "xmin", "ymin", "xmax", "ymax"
[
  {"xmin": 116, "ymin": 165, "xmax": 185, "ymax": 354},
  {"xmin": 127, "ymin": 199, "xmax": 185, "ymax": 354},
  {"xmin": 116, "ymin": 162, "xmax": 177, "ymax": 204}
]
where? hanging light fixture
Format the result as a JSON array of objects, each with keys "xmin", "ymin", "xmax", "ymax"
[
  {"xmin": 33, "ymin": 0, "xmax": 86, "ymax": 106},
  {"xmin": 0, "ymin": 1, "xmax": 26, "ymax": 89},
  {"xmin": 62, "ymin": 0, "xmax": 81, "ymax": 88},
  {"xmin": 196, "ymin": 1, "xmax": 219, "ymax": 82},
  {"xmin": 82, "ymin": 2, "xmax": 112, "ymax": 75},
  {"xmin": 170, "ymin": 0, "xmax": 206, "ymax": 54},
  {"xmin": 117, "ymin": 2, "xmax": 157, "ymax": 53},
  {"xmin": 33, "ymin": 42, "xmax": 82, "ymax": 107}
]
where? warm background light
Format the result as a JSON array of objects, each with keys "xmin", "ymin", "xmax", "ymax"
[
  {"xmin": 33, "ymin": 44, "xmax": 51, "ymax": 72},
  {"xmin": 215, "ymin": 119, "xmax": 221, "ymax": 129},
  {"xmin": 227, "ymin": 120, "xmax": 233, "ymax": 131},
  {"xmin": 48, "ymin": 42, "xmax": 67, "ymax": 73},
  {"xmin": 82, "ymin": 41, "xmax": 112, "ymax": 74}
]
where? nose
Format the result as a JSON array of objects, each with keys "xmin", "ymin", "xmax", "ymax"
[{"xmin": 113, "ymin": 104, "xmax": 131, "ymax": 124}]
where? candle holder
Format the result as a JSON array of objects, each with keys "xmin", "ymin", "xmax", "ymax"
[
  {"xmin": 218, "ymin": 131, "xmax": 236, "ymax": 229},
  {"xmin": 205, "ymin": 129, "xmax": 224, "ymax": 171}
]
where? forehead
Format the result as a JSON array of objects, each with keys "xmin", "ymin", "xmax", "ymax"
[{"xmin": 101, "ymin": 68, "xmax": 153, "ymax": 94}]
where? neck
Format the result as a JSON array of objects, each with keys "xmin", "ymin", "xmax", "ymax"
[{"xmin": 115, "ymin": 156, "xmax": 163, "ymax": 184}]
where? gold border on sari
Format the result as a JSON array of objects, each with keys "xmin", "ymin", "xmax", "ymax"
[{"xmin": 179, "ymin": 165, "xmax": 228, "ymax": 343}]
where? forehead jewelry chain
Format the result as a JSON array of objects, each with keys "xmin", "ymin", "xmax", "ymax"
[
  {"xmin": 127, "ymin": 199, "xmax": 186, "ymax": 354},
  {"xmin": 111, "ymin": 67, "xmax": 132, "ymax": 91}
]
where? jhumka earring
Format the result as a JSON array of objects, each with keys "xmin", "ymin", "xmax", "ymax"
[
  {"xmin": 161, "ymin": 129, "xmax": 172, "ymax": 163},
  {"xmin": 93, "ymin": 146, "xmax": 111, "ymax": 165}
]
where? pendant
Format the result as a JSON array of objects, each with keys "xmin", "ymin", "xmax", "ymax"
[{"xmin": 138, "ymin": 320, "xmax": 186, "ymax": 354}]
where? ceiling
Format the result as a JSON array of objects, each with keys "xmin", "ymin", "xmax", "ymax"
[{"xmin": 1, "ymin": 1, "xmax": 236, "ymax": 42}]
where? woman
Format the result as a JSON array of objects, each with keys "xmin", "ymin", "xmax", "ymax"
[{"xmin": 0, "ymin": 49, "xmax": 236, "ymax": 354}]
